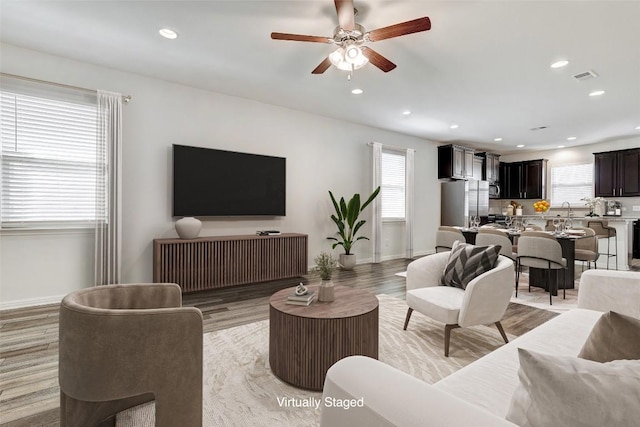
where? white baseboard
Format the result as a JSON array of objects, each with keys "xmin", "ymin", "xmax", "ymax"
[{"xmin": 0, "ymin": 294, "xmax": 64, "ymax": 311}]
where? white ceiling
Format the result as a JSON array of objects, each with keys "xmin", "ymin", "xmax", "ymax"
[{"xmin": 1, "ymin": 1, "xmax": 639, "ymax": 153}]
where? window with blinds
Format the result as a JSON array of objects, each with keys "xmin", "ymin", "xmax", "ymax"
[
  {"xmin": 0, "ymin": 88, "xmax": 101, "ymax": 228},
  {"xmin": 381, "ymin": 150, "xmax": 405, "ymax": 219},
  {"xmin": 550, "ymin": 163, "xmax": 593, "ymax": 207}
]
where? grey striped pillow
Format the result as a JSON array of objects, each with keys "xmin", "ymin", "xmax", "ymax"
[{"xmin": 441, "ymin": 240, "xmax": 501, "ymax": 290}]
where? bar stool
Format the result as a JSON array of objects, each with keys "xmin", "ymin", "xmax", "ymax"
[{"xmin": 587, "ymin": 220, "xmax": 617, "ymax": 270}]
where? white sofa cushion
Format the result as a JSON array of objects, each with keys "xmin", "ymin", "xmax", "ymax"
[
  {"xmin": 321, "ymin": 355, "xmax": 516, "ymax": 427},
  {"xmin": 577, "ymin": 270, "xmax": 640, "ymax": 318},
  {"xmin": 506, "ymin": 348, "xmax": 640, "ymax": 427},
  {"xmin": 578, "ymin": 311, "xmax": 640, "ymax": 362},
  {"xmin": 406, "ymin": 286, "xmax": 464, "ymax": 325},
  {"xmin": 435, "ymin": 308, "xmax": 604, "ymax": 418}
]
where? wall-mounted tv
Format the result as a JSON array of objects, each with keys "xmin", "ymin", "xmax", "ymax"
[{"xmin": 173, "ymin": 144, "xmax": 286, "ymax": 217}]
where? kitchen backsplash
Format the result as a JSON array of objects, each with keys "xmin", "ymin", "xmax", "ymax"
[{"xmin": 488, "ymin": 196, "xmax": 640, "ymax": 217}]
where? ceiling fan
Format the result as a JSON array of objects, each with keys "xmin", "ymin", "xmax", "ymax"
[{"xmin": 271, "ymin": 0, "xmax": 431, "ymax": 75}]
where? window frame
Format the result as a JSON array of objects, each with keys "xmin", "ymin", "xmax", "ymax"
[
  {"xmin": 380, "ymin": 149, "xmax": 406, "ymax": 222},
  {"xmin": 549, "ymin": 162, "xmax": 594, "ymax": 208},
  {"xmin": 0, "ymin": 80, "xmax": 102, "ymax": 230}
]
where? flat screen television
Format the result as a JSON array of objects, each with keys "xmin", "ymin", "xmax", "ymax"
[{"xmin": 172, "ymin": 145, "xmax": 286, "ymax": 217}]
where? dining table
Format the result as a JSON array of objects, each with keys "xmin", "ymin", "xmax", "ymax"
[
  {"xmin": 459, "ymin": 227, "xmax": 587, "ymax": 295},
  {"xmin": 527, "ymin": 232, "xmax": 588, "ymax": 295}
]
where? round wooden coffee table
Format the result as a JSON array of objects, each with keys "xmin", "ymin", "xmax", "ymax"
[{"xmin": 269, "ymin": 285, "xmax": 379, "ymax": 391}]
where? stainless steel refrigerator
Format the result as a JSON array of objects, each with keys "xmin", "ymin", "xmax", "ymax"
[{"xmin": 440, "ymin": 180, "xmax": 489, "ymax": 227}]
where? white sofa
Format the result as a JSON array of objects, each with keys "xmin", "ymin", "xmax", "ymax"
[{"xmin": 320, "ymin": 269, "xmax": 640, "ymax": 427}]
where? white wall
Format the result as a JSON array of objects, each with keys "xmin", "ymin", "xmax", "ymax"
[{"xmin": 0, "ymin": 44, "xmax": 440, "ymax": 307}]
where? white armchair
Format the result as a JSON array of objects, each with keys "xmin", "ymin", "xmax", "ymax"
[{"xmin": 405, "ymin": 252, "xmax": 515, "ymax": 356}]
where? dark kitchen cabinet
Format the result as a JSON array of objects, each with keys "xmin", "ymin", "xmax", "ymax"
[
  {"xmin": 438, "ymin": 144, "xmax": 476, "ymax": 180},
  {"xmin": 595, "ymin": 149, "xmax": 640, "ymax": 197},
  {"xmin": 498, "ymin": 159, "xmax": 547, "ymax": 199},
  {"xmin": 477, "ymin": 152, "xmax": 501, "ymax": 183},
  {"xmin": 522, "ymin": 160, "xmax": 545, "ymax": 199}
]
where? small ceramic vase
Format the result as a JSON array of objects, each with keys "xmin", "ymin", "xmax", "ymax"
[
  {"xmin": 318, "ymin": 280, "xmax": 335, "ymax": 302},
  {"xmin": 175, "ymin": 217, "xmax": 202, "ymax": 239}
]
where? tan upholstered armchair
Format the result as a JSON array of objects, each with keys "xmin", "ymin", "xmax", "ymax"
[{"xmin": 59, "ymin": 283, "xmax": 203, "ymax": 427}]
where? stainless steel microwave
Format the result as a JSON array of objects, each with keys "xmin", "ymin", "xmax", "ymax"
[{"xmin": 489, "ymin": 183, "xmax": 501, "ymax": 199}]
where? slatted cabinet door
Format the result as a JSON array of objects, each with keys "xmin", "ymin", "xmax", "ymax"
[{"xmin": 153, "ymin": 233, "xmax": 308, "ymax": 292}]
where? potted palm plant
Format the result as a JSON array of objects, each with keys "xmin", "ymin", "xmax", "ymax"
[
  {"xmin": 313, "ymin": 252, "xmax": 337, "ymax": 302},
  {"xmin": 327, "ymin": 186, "xmax": 380, "ymax": 270}
]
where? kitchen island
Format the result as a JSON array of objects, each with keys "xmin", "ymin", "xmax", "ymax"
[{"xmin": 518, "ymin": 216, "xmax": 634, "ymax": 271}]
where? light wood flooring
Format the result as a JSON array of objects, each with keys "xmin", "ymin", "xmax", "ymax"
[{"xmin": 0, "ymin": 258, "xmax": 558, "ymax": 427}]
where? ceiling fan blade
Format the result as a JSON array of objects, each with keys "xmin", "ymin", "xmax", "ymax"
[
  {"xmin": 334, "ymin": 0, "xmax": 355, "ymax": 31},
  {"xmin": 271, "ymin": 32, "xmax": 331, "ymax": 43},
  {"xmin": 312, "ymin": 57, "xmax": 332, "ymax": 74},
  {"xmin": 361, "ymin": 47, "xmax": 397, "ymax": 72},
  {"xmin": 367, "ymin": 17, "xmax": 431, "ymax": 42}
]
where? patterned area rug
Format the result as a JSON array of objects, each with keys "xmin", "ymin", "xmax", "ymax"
[
  {"xmin": 511, "ymin": 271, "xmax": 579, "ymax": 313},
  {"xmin": 117, "ymin": 295, "xmax": 516, "ymax": 427}
]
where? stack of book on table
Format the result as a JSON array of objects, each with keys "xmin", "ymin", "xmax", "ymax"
[{"xmin": 286, "ymin": 290, "xmax": 316, "ymax": 306}]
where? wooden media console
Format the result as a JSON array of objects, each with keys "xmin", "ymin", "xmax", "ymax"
[{"xmin": 153, "ymin": 233, "xmax": 308, "ymax": 292}]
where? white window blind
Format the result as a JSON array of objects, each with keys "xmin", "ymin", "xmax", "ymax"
[
  {"xmin": 381, "ymin": 151, "xmax": 405, "ymax": 219},
  {"xmin": 0, "ymin": 88, "xmax": 101, "ymax": 228},
  {"xmin": 550, "ymin": 163, "xmax": 593, "ymax": 207}
]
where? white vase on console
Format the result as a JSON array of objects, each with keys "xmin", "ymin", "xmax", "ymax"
[{"xmin": 175, "ymin": 217, "xmax": 202, "ymax": 239}]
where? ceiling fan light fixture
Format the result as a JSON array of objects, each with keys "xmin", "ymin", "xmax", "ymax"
[
  {"xmin": 329, "ymin": 43, "xmax": 369, "ymax": 71},
  {"xmin": 344, "ymin": 44, "xmax": 362, "ymax": 62},
  {"xmin": 329, "ymin": 48, "xmax": 345, "ymax": 68}
]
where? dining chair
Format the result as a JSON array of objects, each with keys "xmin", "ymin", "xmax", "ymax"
[
  {"xmin": 511, "ymin": 229, "xmax": 554, "ymax": 255},
  {"xmin": 476, "ymin": 228, "xmax": 516, "ymax": 261},
  {"xmin": 435, "ymin": 226, "xmax": 465, "ymax": 252},
  {"xmin": 516, "ymin": 235, "xmax": 567, "ymax": 305},
  {"xmin": 573, "ymin": 226, "xmax": 599, "ymax": 271}
]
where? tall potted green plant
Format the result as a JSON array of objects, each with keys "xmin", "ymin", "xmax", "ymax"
[{"xmin": 327, "ymin": 186, "xmax": 380, "ymax": 270}]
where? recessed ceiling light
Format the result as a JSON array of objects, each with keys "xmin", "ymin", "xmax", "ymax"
[
  {"xmin": 551, "ymin": 60, "xmax": 569, "ymax": 69},
  {"xmin": 557, "ymin": 145, "xmax": 565, "ymax": 148},
  {"xmin": 567, "ymin": 136, "xmax": 577, "ymax": 141},
  {"xmin": 516, "ymin": 144, "xmax": 525, "ymax": 148},
  {"xmin": 402, "ymin": 110, "xmax": 411, "ymax": 116},
  {"xmin": 449, "ymin": 124, "xmax": 459, "ymax": 129},
  {"xmin": 351, "ymin": 88, "xmax": 363, "ymax": 95},
  {"xmin": 635, "ymin": 126, "xmax": 640, "ymax": 130},
  {"xmin": 494, "ymin": 138, "xmax": 503, "ymax": 142},
  {"xmin": 159, "ymin": 28, "xmax": 178, "ymax": 39},
  {"xmin": 589, "ymin": 90, "xmax": 605, "ymax": 97}
]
